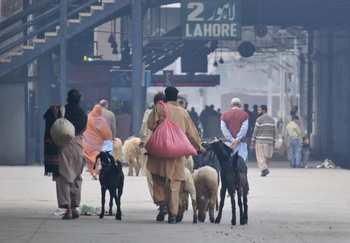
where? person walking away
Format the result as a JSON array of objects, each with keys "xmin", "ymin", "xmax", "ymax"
[
  {"xmin": 206, "ymin": 105, "xmax": 221, "ymax": 139},
  {"xmin": 147, "ymin": 86, "xmax": 206, "ymax": 224},
  {"xmin": 251, "ymin": 105, "xmax": 276, "ymax": 177},
  {"xmin": 83, "ymin": 104, "xmax": 112, "ymax": 179},
  {"xmin": 301, "ymin": 136, "xmax": 310, "ymax": 168},
  {"xmin": 43, "ymin": 89, "xmax": 88, "ymax": 219},
  {"xmin": 199, "ymin": 105, "xmax": 210, "ymax": 139},
  {"xmin": 115, "ymin": 105, "xmax": 131, "ymax": 143},
  {"xmin": 220, "ymin": 98, "xmax": 250, "ymax": 163},
  {"xmin": 283, "ymin": 105, "xmax": 305, "ymax": 160},
  {"xmin": 139, "ymin": 92, "xmax": 166, "ymax": 200},
  {"xmin": 99, "ymin": 99, "xmax": 116, "ymax": 138},
  {"xmin": 250, "ymin": 105, "xmax": 259, "ymax": 129},
  {"xmin": 243, "ymin": 103, "xmax": 253, "ymax": 150},
  {"xmin": 189, "ymin": 107, "xmax": 201, "ymax": 135},
  {"xmin": 285, "ymin": 115, "xmax": 302, "ymax": 168}
]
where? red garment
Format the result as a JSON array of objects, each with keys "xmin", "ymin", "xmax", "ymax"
[{"xmin": 220, "ymin": 109, "xmax": 249, "ymax": 143}]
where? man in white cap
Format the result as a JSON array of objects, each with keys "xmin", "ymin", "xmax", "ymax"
[{"xmin": 219, "ymin": 97, "xmax": 250, "ymax": 163}]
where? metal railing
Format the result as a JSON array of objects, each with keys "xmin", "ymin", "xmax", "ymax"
[{"xmin": 0, "ymin": 0, "xmax": 100, "ymax": 57}]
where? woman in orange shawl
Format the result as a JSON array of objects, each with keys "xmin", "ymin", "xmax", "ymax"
[{"xmin": 83, "ymin": 104, "xmax": 112, "ymax": 179}]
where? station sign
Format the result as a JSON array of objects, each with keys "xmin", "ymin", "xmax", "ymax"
[{"xmin": 181, "ymin": 0, "xmax": 241, "ymax": 40}]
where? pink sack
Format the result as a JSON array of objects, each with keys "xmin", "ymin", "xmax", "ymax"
[{"xmin": 145, "ymin": 101, "xmax": 197, "ymax": 159}]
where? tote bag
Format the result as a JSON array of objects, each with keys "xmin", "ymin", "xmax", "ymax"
[
  {"xmin": 145, "ymin": 101, "xmax": 197, "ymax": 159},
  {"xmin": 50, "ymin": 106, "xmax": 75, "ymax": 148}
]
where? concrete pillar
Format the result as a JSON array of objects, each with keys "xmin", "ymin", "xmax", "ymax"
[{"xmin": 131, "ymin": 0, "xmax": 143, "ymax": 136}]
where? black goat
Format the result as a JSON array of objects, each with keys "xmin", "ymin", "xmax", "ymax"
[
  {"xmin": 209, "ymin": 139, "xmax": 249, "ymax": 225},
  {"xmin": 94, "ymin": 151, "xmax": 124, "ymax": 220}
]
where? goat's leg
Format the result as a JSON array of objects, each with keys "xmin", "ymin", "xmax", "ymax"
[
  {"xmin": 208, "ymin": 196, "xmax": 216, "ymax": 223},
  {"xmin": 198, "ymin": 202, "xmax": 207, "ymax": 222},
  {"xmin": 115, "ymin": 194, "xmax": 122, "ymax": 220},
  {"xmin": 188, "ymin": 187, "xmax": 198, "ymax": 224},
  {"xmin": 215, "ymin": 186, "xmax": 227, "ymax": 224},
  {"xmin": 108, "ymin": 190, "xmax": 114, "ymax": 216},
  {"xmin": 115, "ymin": 184, "xmax": 123, "ymax": 220},
  {"xmin": 128, "ymin": 162, "xmax": 134, "ymax": 176},
  {"xmin": 228, "ymin": 187, "xmax": 236, "ymax": 225},
  {"xmin": 216, "ymin": 171, "xmax": 220, "ymax": 211},
  {"xmin": 237, "ymin": 188, "xmax": 245, "ymax": 225},
  {"xmin": 192, "ymin": 199, "xmax": 198, "ymax": 224},
  {"xmin": 100, "ymin": 188, "xmax": 106, "ymax": 219},
  {"xmin": 108, "ymin": 189, "xmax": 118, "ymax": 220},
  {"xmin": 242, "ymin": 184, "xmax": 249, "ymax": 225},
  {"xmin": 135, "ymin": 159, "xmax": 141, "ymax": 176}
]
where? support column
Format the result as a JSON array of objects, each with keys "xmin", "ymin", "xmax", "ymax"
[
  {"xmin": 326, "ymin": 29, "xmax": 334, "ymax": 155},
  {"xmin": 307, "ymin": 30, "xmax": 314, "ymax": 137},
  {"xmin": 60, "ymin": 0, "xmax": 68, "ymax": 105},
  {"xmin": 267, "ymin": 63, "xmax": 272, "ymax": 116},
  {"xmin": 38, "ymin": 51, "xmax": 53, "ymax": 164},
  {"xmin": 131, "ymin": 0, "xmax": 143, "ymax": 136}
]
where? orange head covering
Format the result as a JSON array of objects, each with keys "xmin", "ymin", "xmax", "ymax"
[{"xmin": 90, "ymin": 104, "xmax": 102, "ymax": 117}]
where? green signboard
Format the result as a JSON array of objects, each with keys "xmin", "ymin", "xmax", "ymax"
[{"xmin": 181, "ymin": 0, "xmax": 241, "ymax": 40}]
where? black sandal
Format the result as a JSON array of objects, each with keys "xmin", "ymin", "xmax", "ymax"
[
  {"xmin": 62, "ymin": 214, "xmax": 72, "ymax": 220},
  {"xmin": 72, "ymin": 211, "xmax": 79, "ymax": 219}
]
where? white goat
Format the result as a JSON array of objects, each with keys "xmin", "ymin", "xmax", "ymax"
[
  {"xmin": 111, "ymin": 138, "xmax": 123, "ymax": 162},
  {"xmin": 123, "ymin": 137, "xmax": 146, "ymax": 176}
]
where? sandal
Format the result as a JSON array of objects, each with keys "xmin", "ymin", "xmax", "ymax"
[
  {"xmin": 72, "ymin": 210, "xmax": 79, "ymax": 219},
  {"xmin": 62, "ymin": 214, "xmax": 72, "ymax": 220}
]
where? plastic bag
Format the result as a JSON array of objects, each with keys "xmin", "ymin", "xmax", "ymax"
[
  {"xmin": 50, "ymin": 106, "xmax": 75, "ymax": 148},
  {"xmin": 80, "ymin": 204, "xmax": 97, "ymax": 216},
  {"xmin": 145, "ymin": 101, "xmax": 197, "ymax": 159},
  {"xmin": 102, "ymin": 140, "xmax": 113, "ymax": 152}
]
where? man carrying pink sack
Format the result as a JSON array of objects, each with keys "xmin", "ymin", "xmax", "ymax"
[{"xmin": 146, "ymin": 86, "xmax": 206, "ymax": 224}]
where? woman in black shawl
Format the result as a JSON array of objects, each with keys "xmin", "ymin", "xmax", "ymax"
[{"xmin": 43, "ymin": 89, "xmax": 87, "ymax": 219}]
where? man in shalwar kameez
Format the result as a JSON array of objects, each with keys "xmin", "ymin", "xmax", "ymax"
[{"xmin": 147, "ymin": 86, "xmax": 206, "ymax": 224}]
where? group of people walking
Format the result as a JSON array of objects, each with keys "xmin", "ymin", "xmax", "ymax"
[
  {"xmin": 43, "ymin": 90, "xmax": 121, "ymax": 219},
  {"xmin": 43, "ymin": 87, "xmax": 309, "ymax": 222}
]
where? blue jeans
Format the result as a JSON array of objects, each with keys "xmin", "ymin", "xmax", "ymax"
[
  {"xmin": 289, "ymin": 138, "xmax": 301, "ymax": 167},
  {"xmin": 302, "ymin": 150, "xmax": 310, "ymax": 167}
]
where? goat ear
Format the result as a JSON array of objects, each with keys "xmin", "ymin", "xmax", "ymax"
[
  {"xmin": 233, "ymin": 152, "xmax": 239, "ymax": 160},
  {"xmin": 94, "ymin": 154, "xmax": 101, "ymax": 170}
]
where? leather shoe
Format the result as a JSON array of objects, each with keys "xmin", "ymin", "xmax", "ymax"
[
  {"xmin": 168, "ymin": 213, "xmax": 177, "ymax": 224},
  {"xmin": 156, "ymin": 204, "xmax": 168, "ymax": 222}
]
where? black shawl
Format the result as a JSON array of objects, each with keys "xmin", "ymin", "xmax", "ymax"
[{"xmin": 43, "ymin": 104, "xmax": 87, "ymax": 176}]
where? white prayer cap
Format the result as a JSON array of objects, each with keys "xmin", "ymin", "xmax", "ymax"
[{"xmin": 231, "ymin": 98, "xmax": 241, "ymax": 106}]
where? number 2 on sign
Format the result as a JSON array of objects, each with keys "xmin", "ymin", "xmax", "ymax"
[{"xmin": 187, "ymin": 2, "xmax": 204, "ymax": 21}]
